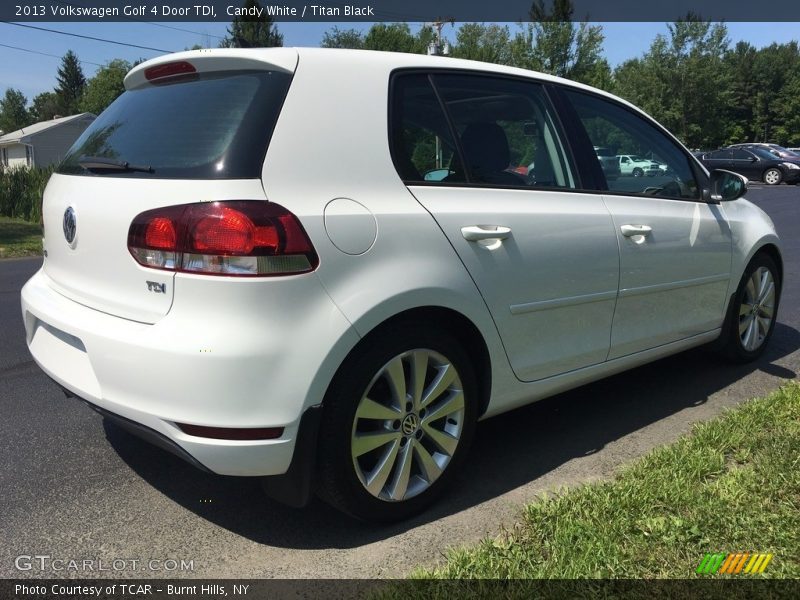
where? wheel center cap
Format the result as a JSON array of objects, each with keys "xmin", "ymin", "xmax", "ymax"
[{"xmin": 401, "ymin": 414, "xmax": 419, "ymax": 436}]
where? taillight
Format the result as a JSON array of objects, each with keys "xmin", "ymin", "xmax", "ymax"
[{"xmin": 127, "ymin": 201, "xmax": 319, "ymax": 277}]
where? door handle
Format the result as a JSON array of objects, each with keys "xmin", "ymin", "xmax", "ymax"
[
  {"xmin": 461, "ymin": 225, "xmax": 512, "ymax": 242},
  {"xmin": 620, "ymin": 224, "xmax": 652, "ymax": 237}
]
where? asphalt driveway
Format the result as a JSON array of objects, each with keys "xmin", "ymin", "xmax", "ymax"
[{"xmin": 1, "ymin": 185, "xmax": 798, "ymax": 578}]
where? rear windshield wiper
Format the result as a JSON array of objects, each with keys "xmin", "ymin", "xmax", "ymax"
[{"xmin": 78, "ymin": 156, "xmax": 154, "ymax": 173}]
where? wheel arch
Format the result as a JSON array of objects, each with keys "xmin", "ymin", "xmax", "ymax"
[
  {"xmin": 329, "ymin": 305, "xmax": 494, "ymax": 418},
  {"xmin": 756, "ymin": 243, "xmax": 783, "ymax": 285}
]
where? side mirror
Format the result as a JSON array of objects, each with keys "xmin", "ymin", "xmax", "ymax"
[
  {"xmin": 748, "ymin": 156, "xmax": 757, "ymax": 162},
  {"xmin": 423, "ymin": 168, "xmax": 452, "ymax": 182},
  {"xmin": 709, "ymin": 169, "xmax": 748, "ymax": 203}
]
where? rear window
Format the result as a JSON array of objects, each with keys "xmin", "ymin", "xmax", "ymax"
[{"xmin": 58, "ymin": 70, "xmax": 291, "ymax": 179}]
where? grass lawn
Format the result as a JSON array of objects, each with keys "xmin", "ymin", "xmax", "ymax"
[
  {"xmin": 412, "ymin": 382, "xmax": 799, "ymax": 580},
  {"xmin": 0, "ymin": 216, "xmax": 42, "ymax": 258}
]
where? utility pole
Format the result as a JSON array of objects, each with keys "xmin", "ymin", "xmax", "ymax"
[{"xmin": 426, "ymin": 18, "xmax": 454, "ymax": 56}]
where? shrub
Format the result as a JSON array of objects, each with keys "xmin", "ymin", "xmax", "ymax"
[{"xmin": 0, "ymin": 166, "xmax": 54, "ymax": 222}]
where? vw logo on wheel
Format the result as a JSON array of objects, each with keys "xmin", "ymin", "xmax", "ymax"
[
  {"xmin": 63, "ymin": 207, "xmax": 77, "ymax": 246},
  {"xmin": 401, "ymin": 413, "xmax": 419, "ymax": 436}
]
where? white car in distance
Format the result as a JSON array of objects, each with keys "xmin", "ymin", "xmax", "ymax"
[
  {"xmin": 21, "ymin": 48, "xmax": 783, "ymax": 522},
  {"xmin": 617, "ymin": 154, "xmax": 661, "ymax": 177}
]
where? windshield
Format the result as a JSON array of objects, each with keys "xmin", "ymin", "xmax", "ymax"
[{"xmin": 58, "ymin": 70, "xmax": 292, "ymax": 179}]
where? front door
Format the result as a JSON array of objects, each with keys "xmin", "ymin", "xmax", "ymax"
[{"xmin": 563, "ymin": 89, "xmax": 733, "ymax": 358}]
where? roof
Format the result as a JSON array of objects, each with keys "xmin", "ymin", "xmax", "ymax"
[
  {"xmin": 0, "ymin": 113, "xmax": 95, "ymax": 145},
  {"xmin": 128, "ymin": 47, "xmax": 631, "ymax": 108}
]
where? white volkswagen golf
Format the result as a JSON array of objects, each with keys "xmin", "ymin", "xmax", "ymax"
[{"xmin": 21, "ymin": 48, "xmax": 782, "ymax": 521}]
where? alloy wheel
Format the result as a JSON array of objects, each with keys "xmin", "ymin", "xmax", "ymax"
[
  {"xmin": 738, "ymin": 266, "xmax": 776, "ymax": 351},
  {"xmin": 350, "ymin": 349, "xmax": 465, "ymax": 502}
]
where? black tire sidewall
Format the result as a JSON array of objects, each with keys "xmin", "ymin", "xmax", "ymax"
[{"xmin": 316, "ymin": 325, "xmax": 478, "ymax": 522}]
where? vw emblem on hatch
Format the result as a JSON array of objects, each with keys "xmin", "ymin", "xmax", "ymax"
[{"xmin": 63, "ymin": 207, "xmax": 77, "ymax": 246}]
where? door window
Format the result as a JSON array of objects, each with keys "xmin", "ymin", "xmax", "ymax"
[
  {"xmin": 432, "ymin": 74, "xmax": 575, "ymax": 189},
  {"xmin": 564, "ymin": 90, "xmax": 700, "ymax": 200},
  {"xmin": 390, "ymin": 72, "xmax": 576, "ymax": 190},
  {"xmin": 730, "ymin": 149, "xmax": 752, "ymax": 160}
]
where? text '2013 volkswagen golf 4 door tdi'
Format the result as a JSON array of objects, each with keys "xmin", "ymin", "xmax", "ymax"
[{"xmin": 22, "ymin": 48, "xmax": 782, "ymax": 522}]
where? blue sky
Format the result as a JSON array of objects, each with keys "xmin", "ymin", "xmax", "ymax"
[{"xmin": 2, "ymin": 21, "xmax": 799, "ymax": 104}]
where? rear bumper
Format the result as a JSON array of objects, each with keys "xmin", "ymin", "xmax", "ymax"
[{"xmin": 21, "ymin": 268, "xmax": 356, "ymax": 476}]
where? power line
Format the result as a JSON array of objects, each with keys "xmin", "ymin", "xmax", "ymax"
[
  {"xmin": 51, "ymin": 0, "xmax": 225, "ymax": 41},
  {"xmin": 0, "ymin": 22, "xmax": 175, "ymax": 53},
  {"xmin": 0, "ymin": 42, "xmax": 103, "ymax": 67}
]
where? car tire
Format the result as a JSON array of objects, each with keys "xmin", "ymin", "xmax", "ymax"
[
  {"xmin": 763, "ymin": 168, "xmax": 782, "ymax": 185},
  {"xmin": 632, "ymin": 167, "xmax": 643, "ymax": 177},
  {"xmin": 718, "ymin": 253, "xmax": 780, "ymax": 363},
  {"xmin": 316, "ymin": 324, "xmax": 478, "ymax": 522}
]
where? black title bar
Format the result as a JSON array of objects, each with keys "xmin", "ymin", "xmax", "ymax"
[{"xmin": 5, "ymin": 0, "xmax": 800, "ymax": 22}]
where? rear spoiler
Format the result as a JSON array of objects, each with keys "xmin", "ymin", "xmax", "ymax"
[{"xmin": 124, "ymin": 48, "xmax": 298, "ymax": 90}]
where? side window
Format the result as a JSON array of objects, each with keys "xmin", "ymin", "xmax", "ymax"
[
  {"xmin": 390, "ymin": 74, "xmax": 465, "ymax": 183},
  {"xmin": 707, "ymin": 150, "xmax": 730, "ymax": 160},
  {"xmin": 432, "ymin": 74, "xmax": 575, "ymax": 189},
  {"xmin": 564, "ymin": 90, "xmax": 700, "ymax": 200},
  {"xmin": 730, "ymin": 149, "xmax": 751, "ymax": 160}
]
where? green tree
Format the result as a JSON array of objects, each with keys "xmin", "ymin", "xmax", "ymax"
[
  {"xmin": 220, "ymin": 0, "xmax": 282, "ymax": 48},
  {"xmin": 321, "ymin": 27, "xmax": 365, "ymax": 49},
  {"xmin": 773, "ymin": 67, "xmax": 800, "ymax": 145},
  {"xmin": 724, "ymin": 41, "xmax": 760, "ymax": 143},
  {"xmin": 749, "ymin": 42, "xmax": 800, "ymax": 143},
  {"xmin": 613, "ymin": 18, "xmax": 731, "ymax": 148},
  {"xmin": 0, "ymin": 88, "xmax": 30, "ymax": 133},
  {"xmin": 55, "ymin": 50, "xmax": 86, "ymax": 115},
  {"xmin": 362, "ymin": 23, "xmax": 433, "ymax": 54},
  {"xmin": 511, "ymin": 0, "xmax": 610, "ymax": 88},
  {"xmin": 451, "ymin": 24, "xmax": 513, "ymax": 65},
  {"xmin": 29, "ymin": 91, "xmax": 60, "ymax": 122},
  {"xmin": 80, "ymin": 59, "xmax": 131, "ymax": 115}
]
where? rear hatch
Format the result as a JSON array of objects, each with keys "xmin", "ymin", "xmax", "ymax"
[{"xmin": 42, "ymin": 49, "xmax": 297, "ymax": 323}]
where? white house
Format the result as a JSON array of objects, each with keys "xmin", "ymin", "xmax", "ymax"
[{"xmin": 0, "ymin": 113, "xmax": 96, "ymax": 170}]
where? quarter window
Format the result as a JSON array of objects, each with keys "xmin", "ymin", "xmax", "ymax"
[
  {"xmin": 390, "ymin": 74, "xmax": 465, "ymax": 183},
  {"xmin": 565, "ymin": 90, "xmax": 700, "ymax": 200}
]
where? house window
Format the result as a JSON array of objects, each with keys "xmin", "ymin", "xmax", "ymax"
[{"xmin": 25, "ymin": 145, "xmax": 32, "ymax": 167}]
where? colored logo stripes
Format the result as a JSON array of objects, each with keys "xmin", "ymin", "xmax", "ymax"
[{"xmin": 696, "ymin": 552, "xmax": 773, "ymax": 575}]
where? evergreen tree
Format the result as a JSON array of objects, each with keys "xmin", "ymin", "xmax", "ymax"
[{"xmin": 55, "ymin": 50, "xmax": 86, "ymax": 115}]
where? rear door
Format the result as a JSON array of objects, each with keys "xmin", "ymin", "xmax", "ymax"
[
  {"xmin": 561, "ymin": 88, "xmax": 732, "ymax": 358},
  {"xmin": 393, "ymin": 72, "xmax": 620, "ymax": 382},
  {"xmin": 42, "ymin": 53, "xmax": 296, "ymax": 323}
]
